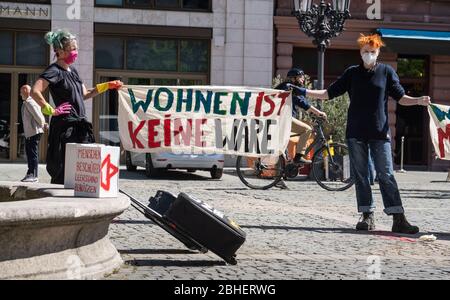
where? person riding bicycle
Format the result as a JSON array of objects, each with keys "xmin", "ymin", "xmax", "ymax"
[{"xmin": 276, "ymin": 68, "xmax": 327, "ymax": 165}]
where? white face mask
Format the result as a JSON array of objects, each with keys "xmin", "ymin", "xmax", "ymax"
[{"xmin": 362, "ymin": 52, "xmax": 378, "ymax": 66}]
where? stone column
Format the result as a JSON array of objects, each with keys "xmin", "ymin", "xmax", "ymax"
[
  {"xmin": 276, "ymin": 42, "xmax": 293, "ymax": 78},
  {"xmin": 243, "ymin": 0, "xmax": 274, "ymax": 87},
  {"xmin": 211, "ymin": 0, "xmax": 274, "ymax": 88}
]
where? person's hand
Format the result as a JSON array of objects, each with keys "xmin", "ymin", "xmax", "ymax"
[
  {"xmin": 96, "ymin": 80, "xmax": 124, "ymax": 93},
  {"xmin": 316, "ymin": 111, "xmax": 327, "ymax": 120},
  {"xmin": 418, "ymin": 96, "xmax": 431, "ymax": 106},
  {"xmin": 108, "ymin": 80, "xmax": 123, "ymax": 90},
  {"xmin": 43, "ymin": 123, "xmax": 49, "ymax": 131},
  {"xmin": 53, "ymin": 102, "xmax": 72, "ymax": 116}
]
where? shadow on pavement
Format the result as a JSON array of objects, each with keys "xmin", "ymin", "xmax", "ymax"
[
  {"xmin": 204, "ymin": 187, "xmax": 249, "ymax": 191},
  {"xmin": 240, "ymin": 225, "xmax": 450, "ymax": 240},
  {"xmin": 119, "ymin": 170, "xmax": 214, "ymax": 181},
  {"xmin": 112, "ymin": 219, "xmax": 153, "ymax": 225},
  {"xmin": 426, "ymin": 232, "xmax": 450, "ymax": 241},
  {"xmin": 119, "ymin": 249, "xmax": 197, "ymax": 255},
  {"xmin": 398, "ymin": 189, "xmax": 450, "ymax": 200},
  {"xmin": 240, "ymin": 225, "xmax": 357, "ymax": 234},
  {"xmin": 126, "ymin": 259, "xmax": 226, "ymax": 267}
]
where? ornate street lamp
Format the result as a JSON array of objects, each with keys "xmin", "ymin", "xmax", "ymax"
[{"xmin": 293, "ymin": 0, "xmax": 351, "ymax": 98}]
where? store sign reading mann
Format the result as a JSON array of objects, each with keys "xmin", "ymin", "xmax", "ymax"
[{"xmin": 0, "ymin": 2, "xmax": 50, "ymax": 20}]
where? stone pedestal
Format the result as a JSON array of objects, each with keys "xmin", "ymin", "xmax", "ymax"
[{"xmin": 0, "ymin": 182, "xmax": 130, "ymax": 279}]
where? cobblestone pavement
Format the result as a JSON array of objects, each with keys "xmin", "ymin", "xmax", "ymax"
[{"xmin": 1, "ymin": 163, "xmax": 450, "ymax": 280}]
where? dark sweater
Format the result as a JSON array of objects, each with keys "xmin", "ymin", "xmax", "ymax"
[{"xmin": 327, "ymin": 63, "xmax": 405, "ymax": 141}]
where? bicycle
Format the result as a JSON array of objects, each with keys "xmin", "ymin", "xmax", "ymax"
[{"xmin": 235, "ymin": 115, "xmax": 355, "ymax": 191}]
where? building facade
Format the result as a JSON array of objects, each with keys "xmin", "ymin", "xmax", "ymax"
[
  {"xmin": 275, "ymin": 0, "xmax": 450, "ymax": 171},
  {"xmin": 3, "ymin": 0, "xmax": 449, "ymax": 171},
  {"xmin": 0, "ymin": 0, "xmax": 275, "ymax": 162}
]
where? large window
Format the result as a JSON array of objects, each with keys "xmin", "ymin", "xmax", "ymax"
[
  {"xmin": 0, "ymin": 31, "xmax": 48, "ymax": 67},
  {"xmin": 95, "ymin": 36, "xmax": 210, "ymax": 73},
  {"xmin": 0, "ymin": 32, "xmax": 13, "ymax": 65},
  {"xmin": 126, "ymin": 39, "xmax": 177, "ymax": 71},
  {"xmin": 95, "ymin": 36, "xmax": 124, "ymax": 69},
  {"xmin": 94, "ymin": 34, "xmax": 210, "ymax": 147},
  {"xmin": 16, "ymin": 32, "xmax": 47, "ymax": 66},
  {"xmin": 95, "ymin": 0, "xmax": 211, "ymax": 11},
  {"xmin": 5, "ymin": 0, "xmax": 50, "ymax": 3}
]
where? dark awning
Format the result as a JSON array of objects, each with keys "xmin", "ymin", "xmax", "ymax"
[{"xmin": 378, "ymin": 28, "xmax": 450, "ymax": 56}]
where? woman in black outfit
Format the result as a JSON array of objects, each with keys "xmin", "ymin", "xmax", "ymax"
[{"xmin": 32, "ymin": 29, "xmax": 123, "ymax": 184}]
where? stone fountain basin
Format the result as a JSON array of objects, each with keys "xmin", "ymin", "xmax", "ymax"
[{"xmin": 0, "ymin": 181, "xmax": 130, "ymax": 280}]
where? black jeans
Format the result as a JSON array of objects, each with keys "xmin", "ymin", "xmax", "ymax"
[
  {"xmin": 47, "ymin": 117, "xmax": 95, "ymax": 184},
  {"xmin": 25, "ymin": 133, "xmax": 42, "ymax": 177}
]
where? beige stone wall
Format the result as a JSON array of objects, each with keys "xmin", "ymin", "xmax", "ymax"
[{"xmin": 211, "ymin": 0, "xmax": 274, "ymax": 87}]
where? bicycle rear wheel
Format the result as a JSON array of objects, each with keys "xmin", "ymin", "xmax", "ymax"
[
  {"xmin": 311, "ymin": 143, "xmax": 354, "ymax": 191},
  {"xmin": 236, "ymin": 155, "xmax": 285, "ymax": 190}
]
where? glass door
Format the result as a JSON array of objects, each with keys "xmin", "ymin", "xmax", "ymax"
[{"xmin": 0, "ymin": 73, "xmax": 11, "ymax": 161}]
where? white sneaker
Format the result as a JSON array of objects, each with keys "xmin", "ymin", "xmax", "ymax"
[
  {"xmin": 21, "ymin": 175, "xmax": 38, "ymax": 183},
  {"xmin": 275, "ymin": 180, "xmax": 289, "ymax": 190}
]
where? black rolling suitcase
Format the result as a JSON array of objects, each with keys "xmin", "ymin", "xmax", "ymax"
[
  {"xmin": 165, "ymin": 192, "xmax": 246, "ymax": 265},
  {"xmin": 119, "ymin": 189, "xmax": 208, "ymax": 253}
]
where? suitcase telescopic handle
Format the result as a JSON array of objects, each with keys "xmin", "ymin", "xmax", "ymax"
[{"xmin": 119, "ymin": 189, "xmax": 148, "ymax": 211}]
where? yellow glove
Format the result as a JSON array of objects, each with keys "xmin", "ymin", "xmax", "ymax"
[{"xmin": 41, "ymin": 103, "xmax": 55, "ymax": 116}]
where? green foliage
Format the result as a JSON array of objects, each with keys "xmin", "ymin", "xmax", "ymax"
[
  {"xmin": 317, "ymin": 94, "xmax": 350, "ymax": 143},
  {"xmin": 272, "ymin": 74, "xmax": 284, "ymax": 88},
  {"xmin": 397, "ymin": 58, "xmax": 426, "ymax": 78}
]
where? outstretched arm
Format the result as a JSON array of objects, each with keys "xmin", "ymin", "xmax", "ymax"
[
  {"xmin": 83, "ymin": 80, "xmax": 123, "ymax": 100},
  {"xmin": 83, "ymin": 84, "xmax": 100, "ymax": 100},
  {"xmin": 399, "ymin": 95, "xmax": 431, "ymax": 107},
  {"xmin": 306, "ymin": 89, "xmax": 329, "ymax": 100},
  {"xmin": 286, "ymin": 84, "xmax": 330, "ymax": 100}
]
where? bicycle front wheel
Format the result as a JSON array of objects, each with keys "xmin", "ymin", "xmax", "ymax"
[
  {"xmin": 236, "ymin": 155, "xmax": 285, "ymax": 190},
  {"xmin": 311, "ymin": 143, "xmax": 354, "ymax": 192}
]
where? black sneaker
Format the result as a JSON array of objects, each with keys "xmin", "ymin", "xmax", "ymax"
[
  {"xmin": 21, "ymin": 174, "xmax": 38, "ymax": 183},
  {"xmin": 392, "ymin": 214, "xmax": 419, "ymax": 234},
  {"xmin": 293, "ymin": 154, "xmax": 312, "ymax": 164},
  {"xmin": 356, "ymin": 213, "xmax": 376, "ymax": 231}
]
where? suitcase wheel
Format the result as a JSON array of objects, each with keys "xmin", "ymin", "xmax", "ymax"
[{"xmin": 225, "ymin": 256, "xmax": 238, "ymax": 265}]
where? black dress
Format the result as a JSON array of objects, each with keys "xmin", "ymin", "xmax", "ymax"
[{"xmin": 39, "ymin": 63, "xmax": 95, "ymax": 184}]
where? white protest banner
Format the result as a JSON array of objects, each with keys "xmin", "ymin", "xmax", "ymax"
[
  {"xmin": 428, "ymin": 103, "xmax": 450, "ymax": 160},
  {"xmin": 118, "ymin": 86, "xmax": 292, "ymax": 157}
]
